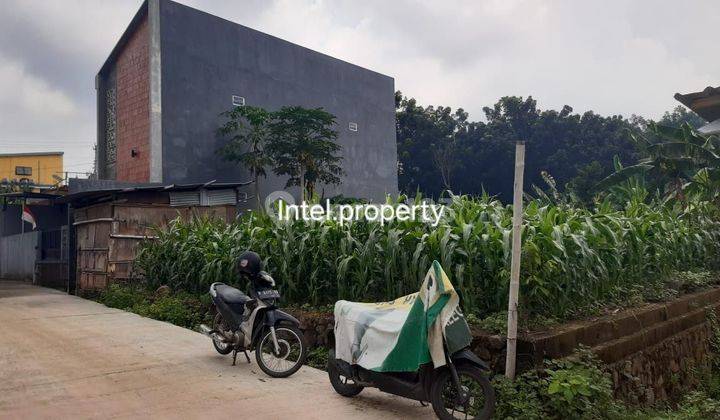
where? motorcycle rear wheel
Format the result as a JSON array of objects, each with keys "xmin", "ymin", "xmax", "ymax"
[
  {"xmin": 327, "ymin": 349, "xmax": 363, "ymax": 397},
  {"xmin": 211, "ymin": 311, "xmax": 234, "ymax": 355},
  {"xmin": 430, "ymin": 364, "xmax": 495, "ymax": 420}
]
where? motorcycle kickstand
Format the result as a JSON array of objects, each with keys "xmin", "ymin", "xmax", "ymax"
[
  {"xmin": 232, "ymin": 349, "xmax": 238, "ymax": 366},
  {"xmin": 243, "ymin": 350, "xmax": 251, "ymax": 364}
]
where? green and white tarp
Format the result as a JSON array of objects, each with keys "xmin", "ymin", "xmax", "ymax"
[{"xmin": 334, "ymin": 260, "xmax": 472, "ymax": 372}]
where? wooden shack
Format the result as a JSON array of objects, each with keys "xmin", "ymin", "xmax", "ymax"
[{"xmin": 64, "ymin": 182, "xmax": 249, "ymax": 292}]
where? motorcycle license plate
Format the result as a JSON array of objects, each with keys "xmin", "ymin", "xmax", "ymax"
[{"xmin": 257, "ymin": 289, "xmax": 280, "ymax": 299}]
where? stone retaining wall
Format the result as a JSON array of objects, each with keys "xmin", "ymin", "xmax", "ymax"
[{"xmin": 290, "ymin": 286, "xmax": 720, "ymax": 403}]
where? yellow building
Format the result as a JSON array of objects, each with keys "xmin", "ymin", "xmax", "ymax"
[{"xmin": 0, "ymin": 152, "xmax": 64, "ymax": 187}]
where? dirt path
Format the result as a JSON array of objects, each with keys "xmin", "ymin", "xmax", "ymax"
[{"xmin": 0, "ymin": 281, "xmax": 435, "ymax": 419}]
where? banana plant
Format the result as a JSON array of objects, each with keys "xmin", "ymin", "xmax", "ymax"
[{"xmin": 597, "ymin": 122, "xmax": 720, "ymax": 203}]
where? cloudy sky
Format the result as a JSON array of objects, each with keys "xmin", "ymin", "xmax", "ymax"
[{"xmin": 0, "ymin": 0, "xmax": 718, "ymax": 173}]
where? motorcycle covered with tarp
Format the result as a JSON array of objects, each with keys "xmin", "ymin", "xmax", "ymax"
[{"xmin": 328, "ymin": 261, "xmax": 495, "ymax": 420}]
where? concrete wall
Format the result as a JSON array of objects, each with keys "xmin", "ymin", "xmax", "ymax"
[
  {"xmin": 0, "ymin": 232, "xmax": 39, "ymax": 280},
  {"xmin": 465, "ymin": 285, "xmax": 720, "ymax": 404},
  {"xmin": 158, "ymin": 0, "xmax": 398, "ymax": 202}
]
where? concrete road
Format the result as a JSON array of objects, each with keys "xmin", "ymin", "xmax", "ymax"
[{"xmin": 0, "ymin": 281, "xmax": 435, "ymax": 420}]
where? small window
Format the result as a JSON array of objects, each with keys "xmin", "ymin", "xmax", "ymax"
[
  {"xmin": 15, "ymin": 166, "xmax": 32, "ymax": 176},
  {"xmin": 232, "ymin": 95, "xmax": 245, "ymax": 107},
  {"xmin": 349, "ymin": 122, "xmax": 358, "ymax": 132}
]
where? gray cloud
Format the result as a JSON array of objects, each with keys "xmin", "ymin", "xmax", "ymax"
[{"xmin": 0, "ymin": 0, "xmax": 717, "ymax": 173}]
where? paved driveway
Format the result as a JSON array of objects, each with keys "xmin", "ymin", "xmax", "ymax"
[{"xmin": 0, "ymin": 281, "xmax": 435, "ymax": 419}]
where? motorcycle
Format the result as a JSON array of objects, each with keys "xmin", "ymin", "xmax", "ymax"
[
  {"xmin": 199, "ymin": 251, "xmax": 307, "ymax": 378},
  {"xmin": 327, "ymin": 261, "xmax": 496, "ymax": 419},
  {"xmin": 327, "ymin": 348, "xmax": 495, "ymax": 419}
]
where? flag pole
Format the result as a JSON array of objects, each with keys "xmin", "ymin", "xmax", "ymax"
[
  {"xmin": 505, "ymin": 141, "xmax": 526, "ymax": 379},
  {"xmin": 21, "ymin": 198, "xmax": 25, "ymax": 236}
]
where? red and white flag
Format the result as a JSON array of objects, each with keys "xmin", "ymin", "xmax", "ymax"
[{"xmin": 22, "ymin": 205, "xmax": 37, "ymax": 230}]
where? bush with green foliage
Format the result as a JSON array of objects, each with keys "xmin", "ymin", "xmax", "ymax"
[
  {"xmin": 99, "ymin": 283, "xmax": 147, "ymax": 310},
  {"xmin": 98, "ymin": 284, "xmax": 210, "ymax": 329},
  {"xmin": 492, "ymin": 348, "xmax": 621, "ymax": 419},
  {"xmin": 305, "ymin": 346, "xmax": 329, "ymax": 370},
  {"xmin": 491, "ymin": 373, "xmax": 545, "ymax": 420},
  {"xmin": 131, "ymin": 293, "xmax": 207, "ymax": 329}
]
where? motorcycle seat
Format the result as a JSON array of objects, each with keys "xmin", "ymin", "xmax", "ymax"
[{"xmin": 214, "ymin": 284, "xmax": 251, "ymax": 305}]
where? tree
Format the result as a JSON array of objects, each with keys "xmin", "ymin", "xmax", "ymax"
[
  {"xmin": 597, "ymin": 122, "xmax": 720, "ymax": 203},
  {"xmin": 657, "ymin": 106, "xmax": 706, "ymax": 130},
  {"xmin": 396, "ymin": 92, "xmax": 469, "ymax": 196},
  {"xmin": 396, "ymin": 92, "xmax": 640, "ymax": 202},
  {"xmin": 218, "ymin": 106, "xmax": 273, "ymax": 209},
  {"xmin": 266, "ymin": 106, "xmax": 344, "ymax": 201}
]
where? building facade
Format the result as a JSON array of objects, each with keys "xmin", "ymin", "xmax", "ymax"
[
  {"xmin": 0, "ymin": 152, "xmax": 64, "ymax": 187},
  {"xmin": 96, "ymin": 0, "xmax": 398, "ymax": 203}
]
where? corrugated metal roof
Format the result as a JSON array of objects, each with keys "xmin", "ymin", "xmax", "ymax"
[
  {"xmin": 674, "ymin": 86, "xmax": 720, "ymax": 122},
  {"xmin": 0, "ymin": 191, "xmax": 61, "ymax": 200},
  {"xmin": 57, "ymin": 180, "xmax": 252, "ymax": 205},
  {"xmin": 699, "ymin": 119, "xmax": 720, "ymax": 135}
]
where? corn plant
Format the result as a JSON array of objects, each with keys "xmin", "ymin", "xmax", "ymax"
[{"xmin": 134, "ymin": 194, "xmax": 720, "ymax": 319}]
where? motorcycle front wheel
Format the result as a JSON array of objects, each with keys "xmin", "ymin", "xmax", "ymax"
[
  {"xmin": 255, "ymin": 325, "xmax": 307, "ymax": 378},
  {"xmin": 327, "ymin": 348, "xmax": 363, "ymax": 397},
  {"xmin": 430, "ymin": 364, "xmax": 495, "ymax": 420}
]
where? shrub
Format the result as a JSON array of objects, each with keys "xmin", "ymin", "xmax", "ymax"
[
  {"xmin": 494, "ymin": 347, "xmax": 622, "ymax": 419},
  {"xmin": 99, "ymin": 283, "xmax": 148, "ymax": 310},
  {"xmin": 492, "ymin": 373, "xmax": 545, "ymax": 420},
  {"xmin": 305, "ymin": 347, "xmax": 329, "ymax": 370},
  {"xmin": 542, "ymin": 360, "xmax": 614, "ymax": 419},
  {"xmin": 131, "ymin": 294, "xmax": 205, "ymax": 329},
  {"xmin": 672, "ymin": 391, "xmax": 720, "ymax": 419},
  {"xmin": 99, "ymin": 283, "xmax": 209, "ymax": 329}
]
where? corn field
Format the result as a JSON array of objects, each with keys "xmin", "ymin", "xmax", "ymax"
[{"xmin": 135, "ymin": 195, "xmax": 720, "ymax": 318}]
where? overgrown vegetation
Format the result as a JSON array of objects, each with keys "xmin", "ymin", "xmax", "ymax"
[
  {"xmin": 492, "ymin": 348, "xmax": 618, "ymax": 419},
  {"xmin": 492, "ymin": 347, "xmax": 720, "ymax": 419},
  {"xmin": 135, "ymin": 193, "xmax": 720, "ymax": 320},
  {"xmin": 305, "ymin": 346, "xmax": 330, "ymax": 370},
  {"xmin": 98, "ymin": 283, "xmax": 211, "ymax": 329}
]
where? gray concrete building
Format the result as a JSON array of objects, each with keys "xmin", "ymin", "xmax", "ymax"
[{"xmin": 95, "ymin": 0, "xmax": 398, "ymax": 204}]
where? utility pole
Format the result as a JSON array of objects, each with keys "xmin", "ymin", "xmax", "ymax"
[{"xmin": 505, "ymin": 141, "xmax": 526, "ymax": 379}]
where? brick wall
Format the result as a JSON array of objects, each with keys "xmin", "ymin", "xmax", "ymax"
[{"xmin": 115, "ymin": 17, "xmax": 150, "ymax": 182}]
